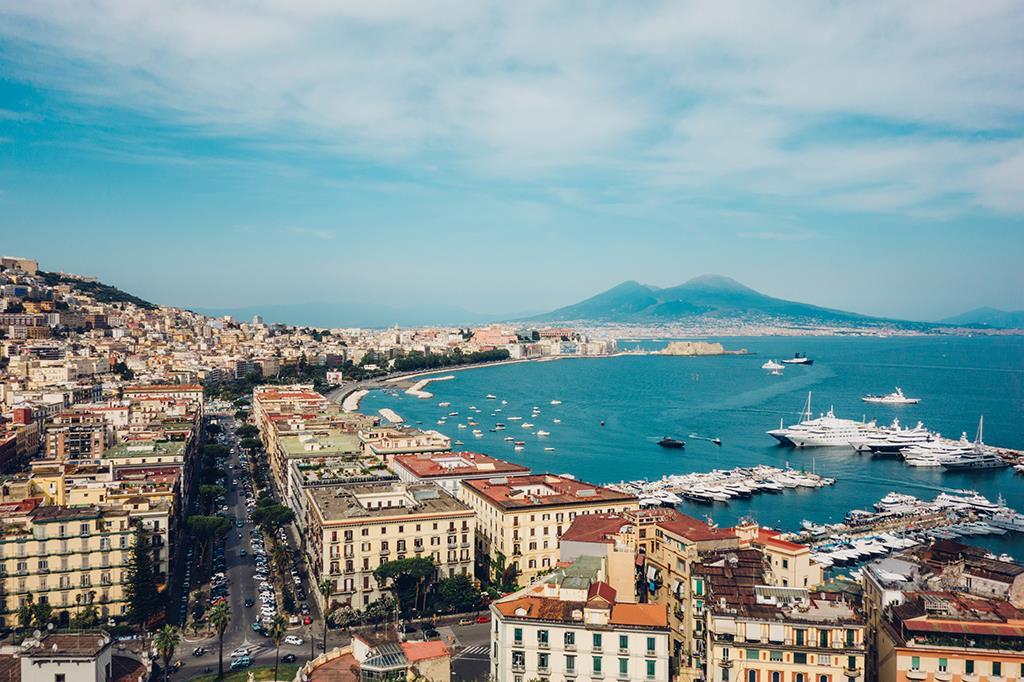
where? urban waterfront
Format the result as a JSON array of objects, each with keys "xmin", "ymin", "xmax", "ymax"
[{"xmin": 364, "ymin": 334, "xmax": 1024, "ymax": 559}]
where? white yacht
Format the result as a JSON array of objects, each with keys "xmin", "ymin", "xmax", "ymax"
[
  {"xmin": 862, "ymin": 387, "xmax": 920, "ymax": 405},
  {"xmin": 941, "ymin": 451, "xmax": 1008, "ymax": 471},
  {"xmin": 536, "ymin": 430, "xmax": 550, "ymax": 437},
  {"xmin": 901, "ymin": 435, "xmax": 973, "ymax": 467},
  {"xmin": 486, "ymin": 394, "xmax": 497, "ymax": 400},
  {"xmin": 851, "ymin": 418, "xmax": 935, "ymax": 456},
  {"xmin": 761, "ymin": 359, "xmax": 785, "ymax": 371},
  {"xmin": 550, "ymin": 400, "xmax": 562, "ymax": 405},
  {"xmin": 769, "ymin": 392, "xmax": 877, "ymax": 448}
]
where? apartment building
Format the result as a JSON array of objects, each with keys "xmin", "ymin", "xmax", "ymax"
[
  {"xmin": 0, "ymin": 504, "xmax": 135, "ymax": 626},
  {"xmin": 284, "ymin": 455, "xmax": 396, "ymax": 539},
  {"xmin": 390, "ymin": 451, "xmax": 531, "ymax": 498},
  {"xmin": 304, "ymin": 481, "xmax": 475, "ymax": 612},
  {"xmin": 700, "ymin": 551, "xmax": 866, "ymax": 682},
  {"xmin": 359, "ymin": 426, "xmax": 451, "ymax": 459},
  {"xmin": 877, "ymin": 590, "xmax": 1024, "ymax": 682},
  {"xmin": 491, "ymin": 556, "xmax": 670, "ymax": 682},
  {"xmin": 461, "ymin": 474, "xmax": 638, "ymax": 585},
  {"xmin": 46, "ymin": 424, "xmax": 109, "ymax": 462}
]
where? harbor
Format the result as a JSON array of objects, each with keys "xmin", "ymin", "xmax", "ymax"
[{"xmin": 609, "ymin": 464, "xmax": 835, "ymax": 505}]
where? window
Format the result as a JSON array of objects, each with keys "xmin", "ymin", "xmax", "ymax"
[
  {"xmin": 782, "ymin": 558, "xmax": 789, "ymax": 568},
  {"xmin": 965, "ymin": 660, "xmax": 974, "ymax": 675},
  {"xmin": 55, "ymin": 675, "xmax": 66, "ymax": 682},
  {"xmin": 538, "ymin": 629, "xmax": 549, "ymax": 647},
  {"xmin": 747, "ymin": 670, "xmax": 758, "ymax": 682},
  {"xmin": 643, "ymin": 659, "xmax": 655, "ymax": 679},
  {"xmin": 772, "ymin": 673, "xmax": 781, "ymax": 682},
  {"xmin": 512, "ymin": 651, "xmax": 525, "ymax": 669},
  {"xmin": 992, "ymin": 662, "xmax": 1002, "ymax": 677},
  {"xmin": 819, "ymin": 630, "xmax": 829, "ymax": 647},
  {"xmin": 513, "ymin": 627, "xmax": 522, "ymax": 645},
  {"xmin": 794, "ymin": 652, "xmax": 807, "ymax": 664},
  {"xmin": 593, "ymin": 656, "xmax": 603, "ymax": 674},
  {"xmin": 695, "ymin": 579, "xmax": 704, "ymax": 596},
  {"xmin": 795, "ymin": 629, "xmax": 805, "ymax": 646},
  {"xmin": 848, "ymin": 656, "xmax": 857, "ymax": 671},
  {"xmin": 619, "ymin": 635, "xmax": 629, "ymax": 651},
  {"xmin": 770, "ymin": 651, "xmax": 783, "ymax": 662},
  {"xmin": 723, "ymin": 669, "xmax": 730, "ymax": 682},
  {"xmin": 746, "ymin": 650, "xmax": 759, "ymax": 661},
  {"xmin": 593, "ymin": 633, "xmax": 602, "ymax": 651},
  {"xmin": 818, "ymin": 676, "xmax": 829, "ymax": 682},
  {"xmin": 646, "ymin": 637, "xmax": 656, "ymax": 654},
  {"xmin": 565, "ymin": 631, "xmax": 575, "ymax": 648},
  {"xmin": 845, "ymin": 629, "xmax": 855, "ymax": 646},
  {"xmin": 619, "ymin": 658, "xmax": 628, "ymax": 677},
  {"xmin": 910, "ymin": 657, "xmax": 920, "ymax": 671},
  {"xmin": 796, "ymin": 675, "xmax": 805, "ymax": 682},
  {"xmin": 566, "ymin": 655, "xmax": 576, "ymax": 672},
  {"xmin": 538, "ymin": 653, "xmax": 549, "ymax": 671}
]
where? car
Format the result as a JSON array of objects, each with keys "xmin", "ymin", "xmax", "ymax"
[
  {"xmin": 284, "ymin": 635, "xmax": 303, "ymax": 646},
  {"xmin": 282, "ymin": 654, "xmax": 297, "ymax": 664},
  {"xmin": 229, "ymin": 656, "xmax": 252, "ymax": 671},
  {"xmin": 303, "ymin": 615, "xmax": 313, "ymax": 625},
  {"xmin": 289, "ymin": 615, "xmax": 299, "ymax": 625},
  {"xmin": 244, "ymin": 599, "xmax": 254, "ymax": 608},
  {"xmin": 399, "ymin": 623, "xmax": 417, "ymax": 634},
  {"xmin": 475, "ymin": 614, "xmax": 491, "ymax": 623},
  {"xmin": 423, "ymin": 629, "xmax": 440, "ymax": 641},
  {"xmin": 240, "ymin": 550, "xmax": 248, "ymax": 557},
  {"xmin": 230, "ymin": 647, "xmax": 249, "ymax": 658},
  {"xmin": 458, "ymin": 618, "xmax": 474, "ymax": 626},
  {"xmin": 250, "ymin": 623, "xmax": 266, "ymax": 635},
  {"xmin": 236, "ymin": 520, "xmax": 244, "ymax": 528}
]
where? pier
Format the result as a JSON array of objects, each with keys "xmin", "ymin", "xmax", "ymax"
[{"xmin": 610, "ymin": 465, "xmax": 835, "ymax": 506}]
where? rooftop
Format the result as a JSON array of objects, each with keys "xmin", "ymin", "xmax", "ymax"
[
  {"xmin": 279, "ymin": 430, "xmax": 361, "ymax": 456},
  {"xmin": 391, "ymin": 451, "xmax": 530, "ymax": 479},
  {"xmin": 105, "ymin": 439, "xmax": 186, "ymax": 459},
  {"xmin": 494, "ymin": 595, "xmax": 668, "ymax": 629},
  {"xmin": 463, "ymin": 474, "xmax": 636, "ymax": 511},
  {"xmin": 558, "ymin": 513, "xmax": 633, "ymax": 545},
  {"xmin": 890, "ymin": 591, "xmax": 1024, "ymax": 643},
  {"xmin": 309, "ymin": 481, "xmax": 473, "ymax": 523}
]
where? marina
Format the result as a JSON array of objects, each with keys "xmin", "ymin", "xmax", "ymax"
[{"xmin": 609, "ymin": 465, "xmax": 835, "ymax": 506}]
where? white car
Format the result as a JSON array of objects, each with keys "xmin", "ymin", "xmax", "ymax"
[
  {"xmin": 284, "ymin": 635, "xmax": 303, "ymax": 646},
  {"xmin": 230, "ymin": 647, "xmax": 249, "ymax": 658}
]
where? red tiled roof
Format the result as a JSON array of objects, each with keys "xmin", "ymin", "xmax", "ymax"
[
  {"xmin": 392, "ymin": 452, "xmax": 529, "ymax": 479},
  {"xmin": 755, "ymin": 528, "xmax": 807, "ymax": 551},
  {"xmin": 587, "ymin": 581, "xmax": 617, "ymax": 604},
  {"xmin": 610, "ymin": 603, "xmax": 669, "ymax": 628},
  {"xmin": 561, "ymin": 513, "xmax": 632, "ymax": 544},
  {"xmin": 657, "ymin": 510, "xmax": 737, "ymax": 543},
  {"xmin": 463, "ymin": 474, "xmax": 636, "ymax": 510},
  {"xmin": 401, "ymin": 640, "xmax": 449, "ymax": 663}
]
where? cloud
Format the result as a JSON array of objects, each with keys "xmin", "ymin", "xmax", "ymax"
[
  {"xmin": 1, "ymin": 1, "xmax": 1022, "ymax": 215},
  {"xmin": 282, "ymin": 226, "xmax": 335, "ymax": 241}
]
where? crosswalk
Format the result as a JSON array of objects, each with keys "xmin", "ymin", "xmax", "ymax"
[{"xmin": 455, "ymin": 645, "xmax": 490, "ymax": 660}]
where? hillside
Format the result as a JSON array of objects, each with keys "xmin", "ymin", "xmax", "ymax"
[
  {"xmin": 940, "ymin": 307, "xmax": 1024, "ymax": 329},
  {"xmin": 532, "ymin": 275, "xmax": 883, "ymax": 325}
]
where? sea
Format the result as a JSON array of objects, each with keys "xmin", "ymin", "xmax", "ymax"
[{"xmin": 362, "ymin": 335, "xmax": 1024, "ymax": 561}]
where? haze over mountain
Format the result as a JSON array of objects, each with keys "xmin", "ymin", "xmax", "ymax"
[
  {"xmin": 531, "ymin": 275, "xmax": 885, "ymax": 324},
  {"xmin": 940, "ymin": 307, "xmax": 1024, "ymax": 329},
  {"xmin": 193, "ymin": 302, "xmax": 539, "ymax": 329}
]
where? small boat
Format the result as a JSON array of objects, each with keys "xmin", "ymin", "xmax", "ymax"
[
  {"xmin": 600, "ymin": 420, "xmax": 606, "ymax": 426},
  {"xmin": 439, "ymin": 402, "xmax": 451, "ymax": 407},
  {"xmin": 514, "ymin": 445, "xmax": 524, "ymax": 452},
  {"xmin": 781, "ymin": 353, "xmax": 813, "ymax": 365},
  {"xmin": 454, "ymin": 440, "xmax": 464, "ymax": 445},
  {"xmin": 508, "ymin": 416, "xmax": 522, "ymax": 421},
  {"xmin": 521, "ymin": 422, "xmax": 534, "ymax": 429},
  {"xmin": 550, "ymin": 400, "xmax": 562, "ymax": 405},
  {"xmin": 494, "ymin": 424, "xmax": 506, "ymax": 431},
  {"xmin": 711, "ymin": 438, "xmax": 722, "ymax": 446},
  {"xmin": 448, "ymin": 411, "xmax": 459, "ymax": 416},
  {"xmin": 503, "ymin": 436, "xmax": 514, "ymax": 442},
  {"xmin": 457, "ymin": 424, "xmax": 467, "ymax": 429},
  {"xmin": 552, "ymin": 419, "xmax": 561, "ymax": 424},
  {"xmin": 761, "ymin": 359, "xmax": 785, "ymax": 371},
  {"xmin": 543, "ymin": 447, "xmax": 555, "ymax": 452},
  {"xmin": 514, "ymin": 441, "xmax": 525, "ymax": 446},
  {"xmin": 657, "ymin": 437, "xmax": 685, "ymax": 449},
  {"xmin": 486, "ymin": 394, "xmax": 497, "ymax": 400},
  {"xmin": 862, "ymin": 387, "xmax": 920, "ymax": 405},
  {"xmin": 536, "ymin": 430, "xmax": 550, "ymax": 437}
]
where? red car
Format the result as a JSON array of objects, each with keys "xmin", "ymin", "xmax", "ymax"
[
  {"xmin": 475, "ymin": 614, "xmax": 491, "ymax": 623},
  {"xmin": 303, "ymin": 616, "xmax": 313, "ymax": 625}
]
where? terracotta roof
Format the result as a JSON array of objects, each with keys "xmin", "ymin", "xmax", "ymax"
[
  {"xmin": 755, "ymin": 528, "xmax": 807, "ymax": 551},
  {"xmin": 657, "ymin": 510, "xmax": 736, "ymax": 543},
  {"xmin": 587, "ymin": 581, "xmax": 617, "ymax": 604},
  {"xmin": 610, "ymin": 603, "xmax": 669, "ymax": 628},
  {"xmin": 463, "ymin": 474, "xmax": 636, "ymax": 510},
  {"xmin": 561, "ymin": 513, "xmax": 632, "ymax": 544},
  {"xmin": 494, "ymin": 596, "xmax": 583, "ymax": 622},
  {"xmin": 400, "ymin": 640, "xmax": 449, "ymax": 663}
]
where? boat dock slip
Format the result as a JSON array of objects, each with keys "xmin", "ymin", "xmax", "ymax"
[
  {"xmin": 405, "ymin": 375, "xmax": 455, "ymax": 399},
  {"xmin": 609, "ymin": 464, "xmax": 836, "ymax": 505},
  {"xmin": 378, "ymin": 408, "xmax": 404, "ymax": 424}
]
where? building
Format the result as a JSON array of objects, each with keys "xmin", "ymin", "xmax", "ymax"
[
  {"xmin": 390, "ymin": 451, "xmax": 531, "ymax": 497},
  {"xmin": 460, "ymin": 474, "xmax": 638, "ymax": 585},
  {"xmin": 700, "ymin": 550, "xmax": 867, "ymax": 682},
  {"xmin": 304, "ymin": 481, "xmax": 475, "ymax": 612},
  {"xmin": 45, "ymin": 424, "xmax": 109, "ymax": 462},
  {"xmin": 0, "ymin": 505, "xmax": 135, "ymax": 626},
  {"xmin": 359, "ymin": 426, "xmax": 451, "ymax": 460},
  {"xmin": 877, "ymin": 590, "xmax": 1024, "ymax": 682},
  {"xmin": 490, "ymin": 556, "xmax": 671, "ymax": 682},
  {"xmin": 1, "ymin": 631, "xmax": 147, "ymax": 682}
]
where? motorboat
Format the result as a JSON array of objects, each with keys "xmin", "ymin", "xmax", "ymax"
[
  {"xmin": 486, "ymin": 394, "xmax": 497, "ymax": 399},
  {"xmin": 781, "ymin": 353, "xmax": 813, "ymax": 365},
  {"xmin": 761, "ymin": 359, "xmax": 785, "ymax": 371},
  {"xmin": 536, "ymin": 430, "xmax": 551, "ymax": 437},
  {"xmin": 550, "ymin": 400, "xmax": 562, "ymax": 405},
  {"xmin": 657, "ymin": 437, "xmax": 686, "ymax": 449}
]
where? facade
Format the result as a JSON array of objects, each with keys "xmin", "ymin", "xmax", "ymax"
[
  {"xmin": 390, "ymin": 451, "xmax": 531, "ymax": 497},
  {"xmin": 877, "ymin": 590, "xmax": 1024, "ymax": 682},
  {"xmin": 460, "ymin": 474, "xmax": 638, "ymax": 585},
  {"xmin": 491, "ymin": 557, "xmax": 670, "ymax": 682},
  {"xmin": 359, "ymin": 426, "xmax": 451, "ymax": 459},
  {"xmin": 304, "ymin": 481, "xmax": 475, "ymax": 612}
]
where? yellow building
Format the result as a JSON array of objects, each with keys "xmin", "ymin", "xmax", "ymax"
[
  {"xmin": 460, "ymin": 474, "xmax": 638, "ymax": 586},
  {"xmin": 305, "ymin": 481, "xmax": 475, "ymax": 612},
  {"xmin": 0, "ymin": 503, "xmax": 135, "ymax": 626}
]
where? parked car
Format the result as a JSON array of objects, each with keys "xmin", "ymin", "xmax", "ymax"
[
  {"xmin": 229, "ymin": 656, "xmax": 252, "ymax": 671},
  {"xmin": 475, "ymin": 614, "xmax": 491, "ymax": 623},
  {"xmin": 423, "ymin": 629, "xmax": 440, "ymax": 641},
  {"xmin": 282, "ymin": 654, "xmax": 297, "ymax": 663},
  {"xmin": 244, "ymin": 599, "xmax": 254, "ymax": 608},
  {"xmin": 229, "ymin": 647, "xmax": 249, "ymax": 658},
  {"xmin": 191, "ymin": 647, "xmax": 206, "ymax": 657},
  {"xmin": 303, "ymin": 615, "xmax": 313, "ymax": 625},
  {"xmin": 284, "ymin": 635, "xmax": 303, "ymax": 646}
]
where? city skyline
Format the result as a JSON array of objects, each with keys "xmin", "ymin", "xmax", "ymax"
[{"xmin": 2, "ymin": 2, "xmax": 1023, "ymax": 319}]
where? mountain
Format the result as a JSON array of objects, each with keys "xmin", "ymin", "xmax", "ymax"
[
  {"xmin": 940, "ymin": 307, "xmax": 1024, "ymax": 329},
  {"xmin": 532, "ymin": 274, "xmax": 883, "ymax": 324},
  {"xmin": 192, "ymin": 302, "xmax": 537, "ymax": 329}
]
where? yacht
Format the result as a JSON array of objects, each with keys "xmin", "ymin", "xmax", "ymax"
[
  {"xmin": 862, "ymin": 387, "xmax": 920, "ymax": 405},
  {"xmin": 761, "ymin": 359, "xmax": 785, "ymax": 371},
  {"xmin": 901, "ymin": 435, "xmax": 973, "ymax": 467},
  {"xmin": 934, "ymin": 491, "xmax": 1000, "ymax": 512},
  {"xmin": 438, "ymin": 402, "xmax": 451, "ymax": 407},
  {"xmin": 852, "ymin": 419, "xmax": 935, "ymax": 456},
  {"xmin": 536, "ymin": 430, "xmax": 551, "ymax": 437},
  {"xmin": 990, "ymin": 509, "xmax": 1024, "ymax": 533},
  {"xmin": 874, "ymin": 492, "xmax": 920, "ymax": 512},
  {"xmin": 486, "ymin": 394, "xmax": 497, "ymax": 400},
  {"xmin": 768, "ymin": 392, "xmax": 878, "ymax": 448},
  {"xmin": 657, "ymin": 437, "xmax": 686, "ymax": 449},
  {"xmin": 781, "ymin": 353, "xmax": 813, "ymax": 365},
  {"xmin": 941, "ymin": 451, "xmax": 1008, "ymax": 471},
  {"xmin": 552, "ymin": 418, "xmax": 562, "ymax": 424},
  {"xmin": 550, "ymin": 400, "xmax": 562, "ymax": 405},
  {"xmin": 543, "ymin": 447, "xmax": 556, "ymax": 452},
  {"xmin": 521, "ymin": 422, "xmax": 534, "ymax": 429}
]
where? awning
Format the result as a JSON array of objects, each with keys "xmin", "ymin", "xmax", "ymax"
[
  {"xmin": 745, "ymin": 624, "xmax": 761, "ymax": 641},
  {"xmin": 713, "ymin": 618, "xmax": 736, "ymax": 636},
  {"xmin": 672, "ymin": 580, "xmax": 682, "ymax": 596},
  {"xmin": 769, "ymin": 623, "xmax": 785, "ymax": 642}
]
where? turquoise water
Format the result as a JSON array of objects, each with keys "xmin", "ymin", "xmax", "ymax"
[{"xmin": 363, "ymin": 336, "xmax": 1024, "ymax": 557}]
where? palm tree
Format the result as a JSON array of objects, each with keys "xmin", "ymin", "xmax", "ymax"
[
  {"xmin": 318, "ymin": 578, "xmax": 333, "ymax": 657},
  {"xmin": 208, "ymin": 601, "xmax": 231, "ymax": 679},
  {"xmin": 154, "ymin": 624, "xmax": 181, "ymax": 682},
  {"xmin": 271, "ymin": 542, "xmax": 291, "ymax": 588},
  {"xmin": 267, "ymin": 614, "xmax": 288, "ymax": 682}
]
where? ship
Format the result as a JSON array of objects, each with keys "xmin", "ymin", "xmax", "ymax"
[
  {"xmin": 768, "ymin": 392, "xmax": 877, "ymax": 448},
  {"xmin": 862, "ymin": 387, "xmax": 920, "ymax": 405},
  {"xmin": 657, "ymin": 437, "xmax": 686, "ymax": 449},
  {"xmin": 761, "ymin": 359, "xmax": 785, "ymax": 371},
  {"xmin": 781, "ymin": 353, "xmax": 813, "ymax": 365},
  {"xmin": 850, "ymin": 418, "xmax": 935, "ymax": 456}
]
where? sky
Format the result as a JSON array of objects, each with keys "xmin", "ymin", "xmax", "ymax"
[{"xmin": 1, "ymin": 1, "xmax": 1023, "ymax": 322}]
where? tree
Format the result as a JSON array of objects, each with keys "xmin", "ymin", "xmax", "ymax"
[
  {"xmin": 433, "ymin": 575, "xmax": 481, "ymax": 614},
  {"xmin": 31, "ymin": 601, "xmax": 53, "ymax": 629},
  {"xmin": 235, "ymin": 424, "xmax": 259, "ymax": 439},
  {"xmin": 319, "ymin": 579, "xmax": 333, "ymax": 657},
  {"xmin": 252, "ymin": 503, "xmax": 295, "ymax": 535},
  {"xmin": 188, "ymin": 515, "xmax": 232, "ymax": 572},
  {"xmin": 154, "ymin": 624, "xmax": 181, "ymax": 682},
  {"xmin": 15, "ymin": 594, "xmax": 34, "ymax": 629},
  {"xmin": 124, "ymin": 526, "xmax": 162, "ymax": 630},
  {"xmin": 373, "ymin": 557, "xmax": 436, "ymax": 615},
  {"xmin": 267, "ymin": 614, "xmax": 288, "ymax": 682},
  {"xmin": 208, "ymin": 602, "xmax": 231, "ymax": 679},
  {"xmin": 271, "ymin": 542, "xmax": 292, "ymax": 591},
  {"xmin": 239, "ymin": 437, "xmax": 261, "ymax": 451}
]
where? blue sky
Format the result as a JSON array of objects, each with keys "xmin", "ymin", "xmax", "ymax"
[{"xmin": 1, "ymin": 1, "xmax": 1022, "ymax": 320}]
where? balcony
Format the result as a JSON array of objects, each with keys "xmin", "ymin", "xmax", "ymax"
[
  {"xmin": 512, "ymin": 663, "xmax": 525, "ymax": 673},
  {"xmin": 538, "ymin": 641, "xmax": 549, "ymax": 649},
  {"xmin": 905, "ymin": 671, "xmax": 926, "ymax": 681},
  {"xmin": 718, "ymin": 659, "xmax": 733, "ymax": 669},
  {"xmin": 565, "ymin": 643, "xmax": 576, "ymax": 651},
  {"xmin": 932, "ymin": 673, "xmax": 951, "ymax": 682}
]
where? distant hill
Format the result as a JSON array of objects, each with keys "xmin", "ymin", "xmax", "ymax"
[
  {"xmin": 192, "ymin": 301, "xmax": 537, "ymax": 329},
  {"xmin": 940, "ymin": 307, "xmax": 1024, "ymax": 329},
  {"xmin": 531, "ymin": 274, "xmax": 891, "ymax": 325},
  {"xmin": 38, "ymin": 271, "xmax": 156, "ymax": 310}
]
